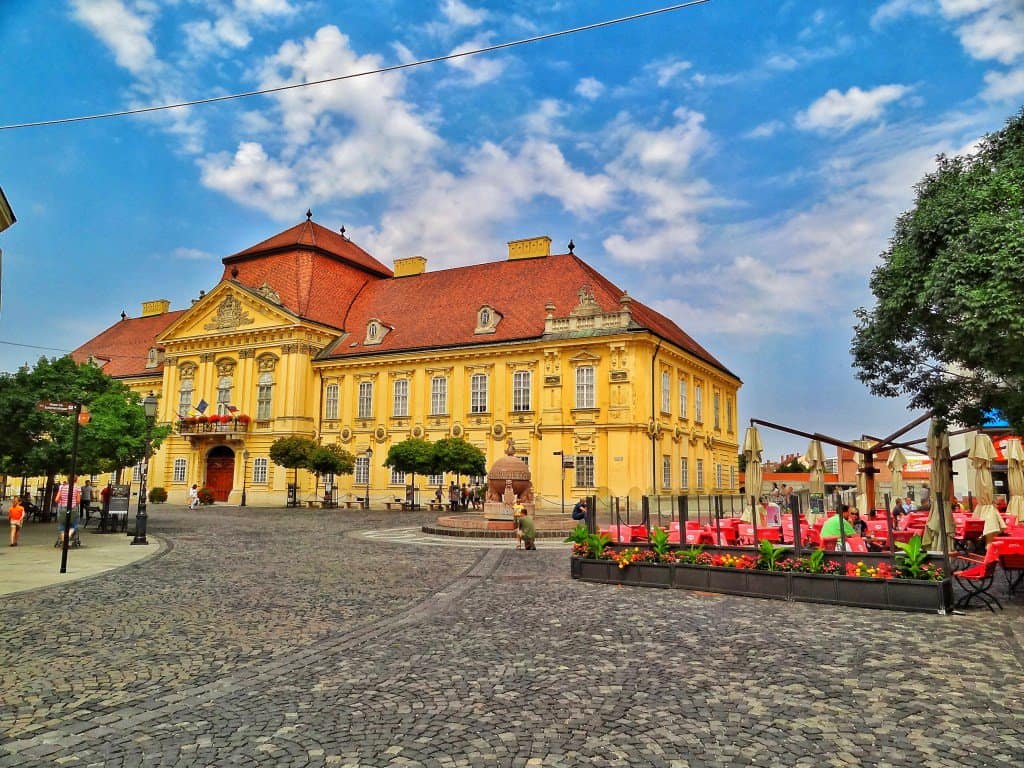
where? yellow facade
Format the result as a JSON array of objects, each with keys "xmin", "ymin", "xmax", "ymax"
[{"xmin": 116, "ymin": 288, "xmax": 740, "ymax": 510}]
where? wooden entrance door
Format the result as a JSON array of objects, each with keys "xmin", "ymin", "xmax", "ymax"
[{"xmin": 205, "ymin": 447, "xmax": 235, "ymax": 502}]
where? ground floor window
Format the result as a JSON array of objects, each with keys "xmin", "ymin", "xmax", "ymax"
[
  {"xmin": 253, "ymin": 457, "xmax": 268, "ymax": 484},
  {"xmin": 172, "ymin": 458, "xmax": 187, "ymax": 483},
  {"xmin": 575, "ymin": 455, "xmax": 595, "ymax": 488},
  {"xmin": 390, "ymin": 468, "xmax": 406, "ymax": 485},
  {"xmin": 427, "ymin": 474, "xmax": 444, "ymax": 487},
  {"xmin": 354, "ymin": 456, "xmax": 369, "ymax": 485}
]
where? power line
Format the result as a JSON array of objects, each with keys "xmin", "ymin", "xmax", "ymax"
[
  {"xmin": 0, "ymin": 1, "xmax": 712, "ymax": 132},
  {"xmin": 0, "ymin": 339, "xmax": 144, "ymax": 361}
]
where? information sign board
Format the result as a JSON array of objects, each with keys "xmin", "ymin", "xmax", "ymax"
[{"xmin": 109, "ymin": 484, "xmax": 131, "ymax": 513}]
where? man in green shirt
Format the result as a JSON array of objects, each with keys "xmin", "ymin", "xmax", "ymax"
[{"xmin": 820, "ymin": 504, "xmax": 857, "ymax": 540}]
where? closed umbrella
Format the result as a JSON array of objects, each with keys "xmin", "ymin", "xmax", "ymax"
[
  {"xmin": 1005, "ymin": 438, "xmax": 1024, "ymax": 526},
  {"xmin": 886, "ymin": 447, "xmax": 907, "ymax": 508},
  {"xmin": 855, "ymin": 450, "xmax": 869, "ymax": 516},
  {"xmin": 805, "ymin": 439, "xmax": 826, "ymax": 523},
  {"xmin": 969, "ymin": 432, "xmax": 1005, "ymax": 539},
  {"xmin": 922, "ymin": 425, "xmax": 954, "ymax": 551},
  {"xmin": 743, "ymin": 426, "xmax": 764, "ymax": 525}
]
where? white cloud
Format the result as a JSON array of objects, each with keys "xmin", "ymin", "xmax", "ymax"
[
  {"xmin": 870, "ymin": 0, "xmax": 932, "ymax": 29},
  {"xmin": 183, "ymin": 0, "xmax": 297, "ymax": 57},
  {"xmin": 796, "ymin": 84, "xmax": 910, "ymax": 133},
  {"xmin": 650, "ymin": 59, "xmax": 692, "ymax": 87},
  {"xmin": 441, "ymin": 0, "xmax": 486, "ymax": 28},
  {"xmin": 940, "ymin": 0, "xmax": 1024, "ymax": 65},
  {"xmin": 70, "ymin": 0, "xmax": 157, "ymax": 75},
  {"xmin": 199, "ymin": 142, "xmax": 300, "ymax": 206},
  {"xmin": 172, "ymin": 247, "xmax": 216, "ymax": 261},
  {"xmin": 522, "ymin": 99, "xmax": 568, "ymax": 137},
  {"xmin": 575, "ymin": 77, "xmax": 604, "ymax": 100},
  {"xmin": 746, "ymin": 120, "xmax": 784, "ymax": 139},
  {"xmin": 445, "ymin": 34, "xmax": 508, "ymax": 85},
  {"xmin": 982, "ymin": 67, "xmax": 1024, "ymax": 101}
]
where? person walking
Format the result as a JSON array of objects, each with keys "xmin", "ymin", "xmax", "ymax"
[
  {"xmin": 80, "ymin": 480, "xmax": 93, "ymax": 524},
  {"xmin": 189, "ymin": 484, "xmax": 200, "ymax": 510},
  {"xmin": 9, "ymin": 496, "xmax": 25, "ymax": 546}
]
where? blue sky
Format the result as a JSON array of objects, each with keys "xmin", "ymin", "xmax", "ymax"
[{"xmin": 1, "ymin": 0, "xmax": 1022, "ymax": 458}]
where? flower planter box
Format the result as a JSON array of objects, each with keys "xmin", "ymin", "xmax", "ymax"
[
  {"xmin": 789, "ymin": 572, "xmax": 839, "ymax": 603},
  {"xmin": 886, "ymin": 578, "xmax": 953, "ymax": 613},
  {"xmin": 835, "ymin": 576, "xmax": 888, "ymax": 608},
  {"xmin": 706, "ymin": 567, "xmax": 749, "ymax": 595},
  {"xmin": 638, "ymin": 563, "xmax": 672, "ymax": 587},
  {"xmin": 577, "ymin": 559, "xmax": 613, "ymax": 582},
  {"xmin": 745, "ymin": 571, "xmax": 789, "ymax": 600},
  {"xmin": 673, "ymin": 564, "xmax": 710, "ymax": 590}
]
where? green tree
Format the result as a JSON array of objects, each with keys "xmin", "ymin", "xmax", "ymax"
[
  {"xmin": 776, "ymin": 457, "xmax": 808, "ymax": 473},
  {"xmin": 308, "ymin": 444, "xmax": 356, "ymax": 478},
  {"xmin": 383, "ymin": 438, "xmax": 436, "ymax": 492},
  {"xmin": 432, "ymin": 437, "xmax": 486, "ymax": 482},
  {"xmin": 269, "ymin": 436, "xmax": 317, "ymax": 491},
  {"xmin": 0, "ymin": 356, "xmax": 168, "ymax": 483},
  {"xmin": 852, "ymin": 109, "xmax": 1024, "ymax": 431}
]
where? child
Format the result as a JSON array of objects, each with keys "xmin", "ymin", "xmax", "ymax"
[{"xmin": 9, "ymin": 496, "xmax": 25, "ymax": 546}]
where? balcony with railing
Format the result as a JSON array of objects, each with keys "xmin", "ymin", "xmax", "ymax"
[{"xmin": 177, "ymin": 415, "xmax": 251, "ymax": 443}]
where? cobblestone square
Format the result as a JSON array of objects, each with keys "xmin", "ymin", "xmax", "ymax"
[{"xmin": 2, "ymin": 506, "xmax": 1022, "ymax": 767}]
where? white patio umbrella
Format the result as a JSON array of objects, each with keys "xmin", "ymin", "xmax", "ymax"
[
  {"xmin": 969, "ymin": 432, "xmax": 1005, "ymax": 539},
  {"xmin": 805, "ymin": 439, "xmax": 826, "ymax": 523},
  {"xmin": 886, "ymin": 447, "xmax": 907, "ymax": 508},
  {"xmin": 923, "ymin": 425, "xmax": 954, "ymax": 551},
  {"xmin": 855, "ymin": 451, "xmax": 869, "ymax": 516},
  {"xmin": 1005, "ymin": 438, "xmax": 1024, "ymax": 526},
  {"xmin": 743, "ymin": 426, "xmax": 764, "ymax": 525}
]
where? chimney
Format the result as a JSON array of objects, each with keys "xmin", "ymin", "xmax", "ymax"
[
  {"xmin": 507, "ymin": 236, "xmax": 551, "ymax": 260},
  {"xmin": 393, "ymin": 255, "xmax": 427, "ymax": 277},
  {"xmin": 141, "ymin": 299, "xmax": 171, "ymax": 317}
]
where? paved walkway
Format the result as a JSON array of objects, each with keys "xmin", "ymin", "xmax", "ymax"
[{"xmin": 1, "ymin": 505, "xmax": 1022, "ymax": 767}]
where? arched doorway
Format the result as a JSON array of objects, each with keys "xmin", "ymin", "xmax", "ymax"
[{"xmin": 206, "ymin": 446, "xmax": 235, "ymax": 502}]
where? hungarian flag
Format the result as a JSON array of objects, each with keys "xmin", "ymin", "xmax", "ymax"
[
  {"xmin": 195, "ymin": 399, "xmax": 209, "ymax": 414},
  {"xmin": 226, "ymin": 404, "xmax": 239, "ymax": 413}
]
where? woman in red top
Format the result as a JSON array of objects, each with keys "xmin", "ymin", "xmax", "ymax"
[{"xmin": 9, "ymin": 497, "xmax": 25, "ymax": 546}]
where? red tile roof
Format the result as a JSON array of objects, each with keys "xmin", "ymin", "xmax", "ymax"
[
  {"xmin": 320, "ymin": 252, "xmax": 737, "ymax": 379},
  {"xmin": 71, "ymin": 310, "xmax": 185, "ymax": 379}
]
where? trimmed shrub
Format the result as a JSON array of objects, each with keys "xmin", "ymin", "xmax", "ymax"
[
  {"xmin": 148, "ymin": 487, "xmax": 168, "ymax": 503},
  {"xmin": 197, "ymin": 487, "xmax": 215, "ymax": 505}
]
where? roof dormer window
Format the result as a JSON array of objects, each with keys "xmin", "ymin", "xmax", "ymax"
[
  {"xmin": 145, "ymin": 347, "xmax": 165, "ymax": 369},
  {"xmin": 364, "ymin": 318, "xmax": 391, "ymax": 346},
  {"xmin": 475, "ymin": 304, "xmax": 500, "ymax": 335}
]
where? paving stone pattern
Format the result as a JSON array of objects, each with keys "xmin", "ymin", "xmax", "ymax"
[{"xmin": 1, "ymin": 506, "xmax": 1022, "ymax": 767}]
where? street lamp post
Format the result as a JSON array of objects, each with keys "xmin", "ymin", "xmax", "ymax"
[
  {"xmin": 132, "ymin": 392, "xmax": 158, "ymax": 545},
  {"xmin": 553, "ymin": 451, "xmax": 566, "ymax": 516},
  {"xmin": 241, "ymin": 450, "xmax": 249, "ymax": 507},
  {"xmin": 364, "ymin": 447, "xmax": 373, "ymax": 509}
]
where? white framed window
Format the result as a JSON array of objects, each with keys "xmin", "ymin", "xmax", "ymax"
[
  {"xmin": 694, "ymin": 383, "xmax": 703, "ymax": 423},
  {"xmin": 427, "ymin": 473, "xmax": 444, "ymax": 487},
  {"xmin": 358, "ymin": 381, "xmax": 373, "ymax": 419},
  {"xmin": 716, "ymin": 463, "xmax": 723, "ymax": 489},
  {"xmin": 324, "ymin": 383, "xmax": 339, "ymax": 420},
  {"xmin": 575, "ymin": 366, "xmax": 595, "ymax": 409},
  {"xmin": 132, "ymin": 462, "xmax": 143, "ymax": 483},
  {"xmin": 713, "ymin": 392, "xmax": 721, "ymax": 430},
  {"xmin": 681, "ymin": 457, "xmax": 689, "ymax": 490},
  {"xmin": 172, "ymin": 458, "xmax": 187, "ymax": 483},
  {"xmin": 470, "ymin": 373, "xmax": 488, "ymax": 414},
  {"xmin": 354, "ymin": 456, "xmax": 369, "ymax": 485},
  {"xmin": 726, "ymin": 397, "xmax": 734, "ymax": 433},
  {"xmin": 730, "ymin": 465, "xmax": 736, "ymax": 490},
  {"xmin": 253, "ymin": 457, "xmax": 268, "ymax": 484},
  {"xmin": 512, "ymin": 371, "xmax": 531, "ymax": 412},
  {"xmin": 390, "ymin": 467, "xmax": 406, "ymax": 485},
  {"xmin": 393, "ymin": 379, "xmax": 409, "ymax": 418},
  {"xmin": 679, "ymin": 378, "xmax": 688, "ymax": 419},
  {"xmin": 178, "ymin": 379, "xmax": 193, "ymax": 416},
  {"xmin": 696, "ymin": 459, "xmax": 704, "ymax": 489},
  {"xmin": 430, "ymin": 376, "xmax": 448, "ymax": 416},
  {"xmin": 575, "ymin": 454, "xmax": 595, "ymax": 488},
  {"xmin": 257, "ymin": 372, "xmax": 273, "ymax": 420},
  {"xmin": 661, "ymin": 371, "xmax": 671, "ymax": 414},
  {"xmin": 662, "ymin": 455, "xmax": 671, "ymax": 489},
  {"xmin": 217, "ymin": 375, "xmax": 233, "ymax": 412}
]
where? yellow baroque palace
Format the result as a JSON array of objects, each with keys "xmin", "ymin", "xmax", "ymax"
[{"xmin": 73, "ymin": 217, "xmax": 741, "ymax": 509}]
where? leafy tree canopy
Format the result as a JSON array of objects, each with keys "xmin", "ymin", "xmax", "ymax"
[
  {"xmin": 383, "ymin": 438, "xmax": 437, "ymax": 479},
  {"xmin": 852, "ymin": 109, "xmax": 1024, "ymax": 432},
  {"xmin": 308, "ymin": 444, "xmax": 355, "ymax": 477},
  {"xmin": 432, "ymin": 437, "xmax": 486, "ymax": 478},
  {"xmin": 0, "ymin": 356, "xmax": 168, "ymax": 477},
  {"xmin": 776, "ymin": 457, "xmax": 808, "ymax": 473},
  {"xmin": 269, "ymin": 436, "xmax": 317, "ymax": 470}
]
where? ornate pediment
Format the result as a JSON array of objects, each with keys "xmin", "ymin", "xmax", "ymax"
[
  {"xmin": 255, "ymin": 281, "xmax": 281, "ymax": 304},
  {"xmin": 204, "ymin": 295, "xmax": 255, "ymax": 331}
]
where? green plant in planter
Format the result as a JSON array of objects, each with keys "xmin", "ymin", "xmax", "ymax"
[
  {"xmin": 676, "ymin": 546, "xmax": 705, "ymax": 565},
  {"xmin": 895, "ymin": 534, "xmax": 929, "ymax": 580},
  {"xmin": 756, "ymin": 539, "xmax": 786, "ymax": 571},
  {"xmin": 563, "ymin": 524, "xmax": 589, "ymax": 546},
  {"xmin": 147, "ymin": 487, "xmax": 168, "ymax": 503},
  {"xmin": 805, "ymin": 548, "xmax": 826, "ymax": 574},
  {"xmin": 649, "ymin": 526, "xmax": 672, "ymax": 562},
  {"xmin": 197, "ymin": 487, "xmax": 215, "ymax": 505},
  {"xmin": 584, "ymin": 531, "xmax": 612, "ymax": 560}
]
